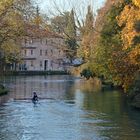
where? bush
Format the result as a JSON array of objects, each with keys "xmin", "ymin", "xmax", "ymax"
[
  {"xmin": 0, "ymin": 85, "xmax": 8, "ymax": 96},
  {"xmin": 80, "ymin": 68, "xmax": 95, "ymax": 80}
]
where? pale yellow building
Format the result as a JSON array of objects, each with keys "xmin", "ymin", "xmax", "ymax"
[{"xmin": 17, "ymin": 26, "xmax": 68, "ymax": 71}]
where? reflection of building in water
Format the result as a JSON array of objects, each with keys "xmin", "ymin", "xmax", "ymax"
[{"xmin": 11, "ymin": 76, "xmax": 74, "ymax": 100}]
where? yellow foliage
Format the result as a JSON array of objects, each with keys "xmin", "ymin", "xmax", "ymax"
[
  {"xmin": 1, "ymin": 40, "xmax": 20, "ymax": 53},
  {"xmin": 1, "ymin": 39, "xmax": 21, "ymax": 63},
  {"xmin": 132, "ymin": 0, "xmax": 140, "ymax": 8},
  {"xmin": 129, "ymin": 46, "xmax": 140, "ymax": 65},
  {"xmin": 117, "ymin": 5, "xmax": 140, "ymax": 49},
  {"xmin": 32, "ymin": 16, "xmax": 43, "ymax": 27},
  {"xmin": 0, "ymin": 0, "xmax": 13, "ymax": 11}
]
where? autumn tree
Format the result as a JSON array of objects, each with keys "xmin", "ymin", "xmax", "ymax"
[
  {"xmin": 0, "ymin": 0, "xmax": 36, "ymax": 71},
  {"xmin": 88, "ymin": 0, "xmax": 140, "ymax": 92},
  {"xmin": 50, "ymin": 12, "xmax": 69, "ymax": 34},
  {"xmin": 115, "ymin": 0, "xmax": 140, "ymax": 91}
]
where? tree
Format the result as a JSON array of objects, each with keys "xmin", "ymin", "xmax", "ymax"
[
  {"xmin": 78, "ymin": 5, "xmax": 94, "ymax": 60},
  {"xmin": 65, "ymin": 9, "xmax": 77, "ymax": 57},
  {"xmin": 0, "ymin": 0, "xmax": 36, "ymax": 72},
  {"xmin": 87, "ymin": 0, "xmax": 140, "ymax": 92},
  {"xmin": 132, "ymin": 0, "xmax": 140, "ymax": 7},
  {"xmin": 51, "ymin": 12, "xmax": 70, "ymax": 34}
]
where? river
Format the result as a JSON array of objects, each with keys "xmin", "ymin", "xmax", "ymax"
[{"xmin": 0, "ymin": 75, "xmax": 140, "ymax": 140}]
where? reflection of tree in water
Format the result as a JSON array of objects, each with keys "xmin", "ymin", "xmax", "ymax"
[
  {"xmin": 63, "ymin": 80, "xmax": 75, "ymax": 100},
  {"xmin": 81, "ymin": 88, "xmax": 140, "ymax": 140},
  {"xmin": 72, "ymin": 78, "xmax": 101, "ymax": 96}
]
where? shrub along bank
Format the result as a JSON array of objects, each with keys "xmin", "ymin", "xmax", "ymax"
[{"xmin": 0, "ymin": 85, "xmax": 8, "ymax": 96}]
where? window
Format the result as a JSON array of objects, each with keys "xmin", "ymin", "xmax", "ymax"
[
  {"xmin": 24, "ymin": 61, "xmax": 26, "ymax": 66},
  {"xmin": 59, "ymin": 61, "xmax": 61, "ymax": 66},
  {"xmin": 24, "ymin": 61, "xmax": 27, "ymax": 70},
  {"xmin": 51, "ymin": 49, "xmax": 53, "ymax": 55},
  {"xmin": 45, "ymin": 50, "xmax": 47, "ymax": 56},
  {"xmin": 31, "ymin": 50, "xmax": 33, "ymax": 55},
  {"xmin": 40, "ymin": 61, "xmax": 42, "ymax": 67},
  {"xmin": 29, "ymin": 39, "xmax": 33, "ymax": 44},
  {"xmin": 40, "ymin": 39, "xmax": 43, "ymax": 44},
  {"xmin": 59, "ymin": 50, "xmax": 61, "ymax": 55},
  {"xmin": 24, "ymin": 39, "xmax": 27, "ymax": 44},
  {"xmin": 50, "ymin": 39, "xmax": 53, "ymax": 44},
  {"xmin": 40, "ymin": 50, "xmax": 42, "ymax": 56},
  {"xmin": 51, "ymin": 60, "xmax": 53, "ymax": 68},
  {"xmin": 31, "ymin": 61, "xmax": 34, "ymax": 66},
  {"xmin": 24, "ymin": 50, "xmax": 27, "ymax": 56}
]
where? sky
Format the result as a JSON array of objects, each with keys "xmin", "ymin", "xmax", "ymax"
[{"xmin": 35, "ymin": 0, "xmax": 106, "ymax": 17}]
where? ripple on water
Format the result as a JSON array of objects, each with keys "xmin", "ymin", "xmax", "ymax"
[{"xmin": 0, "ymin": 100, "xmax": 113, "ymax": 140}]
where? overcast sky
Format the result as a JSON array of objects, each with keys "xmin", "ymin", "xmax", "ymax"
[{"xmin": 36, "ymin": 0, "xmax": 106, "ymax": 17}]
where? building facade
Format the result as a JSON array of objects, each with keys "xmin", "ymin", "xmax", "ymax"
[{"xmin": 18, "ymin": 35, "xmax": 68, "ymax": 71}]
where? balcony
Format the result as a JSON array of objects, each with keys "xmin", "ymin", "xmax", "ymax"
[{"xmin": 21, "ymin": 57, "xmax": 36, "ymax": 60}]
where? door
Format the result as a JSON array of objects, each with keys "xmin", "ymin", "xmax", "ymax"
[{"xmin": 44, "ymin": 60, "xmax": 48, "ymax": 70}]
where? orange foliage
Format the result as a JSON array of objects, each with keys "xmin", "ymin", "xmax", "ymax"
[
  {"xmin": 132, "ymin": 0, "xmax": 140, "ymax": 8},
  {"xmin": 117, "ymin": 5, "xmax": 140, "ymax": 49}
]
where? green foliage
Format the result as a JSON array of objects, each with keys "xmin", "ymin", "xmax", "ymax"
[
  {"xmin": 78, "ymin": 5, "xmax": 94, "ymax": 60},
  {"xmin": 93, "ymin": 0, "xmax": 140, "ymax": 92},
  {"xmin": 83, "ymin": 5, "xmax": 94, "ymax": 35},
  {"xmin": 65, "ymin": 9, "xmax": 77, "ymax": 50},
  {"xmin": 65, "ymin": 38, "xmax": 77, "ymax": 50},
  {"xmin": 80, "ymin": 68, "xmax": 95, "ymax": 80},
  {"xmin": 51, "ymin": 10, "xmax": 77, "ymax": 59},
  {"xmin": 0, "ymin": 0, "xmax": 36, "ymax": 71},
  {"xmin": 133, "ymin": 36, "xmax": 140, "ymax": 45},
  {"xmin": 51, "ymin": 12, "xmax": 69, "ymax": 34},
  {"xmin": 134, "ymin": 20, "xmax": 140, "ymax": 32},
  {"xmin": 94, "ymin": 3, "xmax": 124, "ymax": 82},
  {"xmin": 81, "ymin": 0, "xmax": 134, "ymax": 92},
  {"xmin": 63, "ymin": 9, "xmax": 77, "ymax": 60},
  {"xmin": 0, "ymin": 84, "xmax": 8, "ymax": 96}
]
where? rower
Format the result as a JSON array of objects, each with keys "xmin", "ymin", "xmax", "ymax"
[{"xmin": 32, "ymin": 92, "xmax": 38, "ymax": 102}]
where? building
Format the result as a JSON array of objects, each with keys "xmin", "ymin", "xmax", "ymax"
[{"xmin": 17, "ymin": 26, "xmax": 68, "ymax": 71}]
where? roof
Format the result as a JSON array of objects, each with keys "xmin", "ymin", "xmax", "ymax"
[{"xmin": 24, "ymin": 24, "xmax": 64, "ymax": 39}]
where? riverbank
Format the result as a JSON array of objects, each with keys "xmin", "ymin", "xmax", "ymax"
[
  {"xmin": 0, "ymin": 85, "xmax": 8, "ymax": 96},
  {"xmin": 72, "ymin": 66, "xmax": 140, "ymax": 109},
  {"xmin": 1, "ymin": 70, "xmax": 70, "ymax": 76},
  {"xmin": 129, "ymin": 72, "xmax": 140, "ymax": 109},
  {"xmin": 0, "ymin": 85, "xmax": 9, "ymax": 105}
]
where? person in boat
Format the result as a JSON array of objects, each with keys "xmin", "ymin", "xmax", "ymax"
[{"xmin": 32, "ymin": 92, "xmax": 38, "ymax": 102}]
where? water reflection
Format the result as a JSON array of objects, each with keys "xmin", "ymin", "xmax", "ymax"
[
  {"xmin": 0, "ymin": 75, "xmax": 140, "ymax": 140},
  {"xmin": 1, "ymin": 75, "xmax": 75, "ymax": 100}
]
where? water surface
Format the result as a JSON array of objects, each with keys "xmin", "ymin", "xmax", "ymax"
[{"xmin": 0, "ymin": 75, "xmax": 140, "ymax": 140}]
